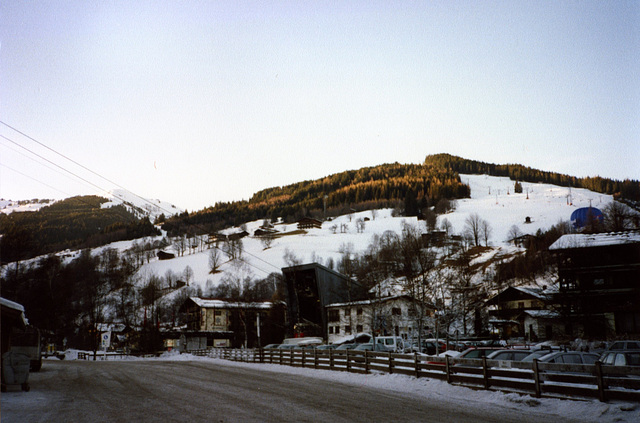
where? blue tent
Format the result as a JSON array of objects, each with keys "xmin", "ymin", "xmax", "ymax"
[{"xmin": 570, "ymin": 207, "xmax": 603, "ymax": 228}]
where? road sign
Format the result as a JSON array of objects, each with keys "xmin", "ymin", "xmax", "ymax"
[{"xmin": 101, "ymin": 331, "xmax": 111, "ymax": 349}]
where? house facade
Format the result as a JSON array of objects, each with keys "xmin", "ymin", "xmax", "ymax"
[
  {"xmin": 550, "ymin": 231, "xmax": 640, "ymax": 339},
  {"xmin": 485, "ymin": 285, "xmax": 561, "ymax": 341},
  {"xmin": 325, "ymin": 295, "xmax": 434, "ymax": 344},
  {"xmin": 182, "ymin": 297, "xmax": 284, "ymax": 348}
]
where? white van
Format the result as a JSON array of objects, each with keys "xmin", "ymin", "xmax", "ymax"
[{"xmin": 374, "ymin": 336, "xmax": 406, "ymax": 353}]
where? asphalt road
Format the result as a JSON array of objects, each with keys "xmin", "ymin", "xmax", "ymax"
[{"xmin": 1, "ymin": 359, "xmax": 584, "ymax": 423}]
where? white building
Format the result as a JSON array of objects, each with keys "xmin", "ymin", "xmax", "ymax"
[{"xmin": 325, "ymin": 295, "xmax": 435, "ymax": 344}]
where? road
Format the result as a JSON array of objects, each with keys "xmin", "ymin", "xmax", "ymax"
[{"xmin": 1, "ymin": 359, "xmax": 584, "ymax": 423}]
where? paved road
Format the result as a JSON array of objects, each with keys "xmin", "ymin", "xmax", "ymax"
[{"xmin": 2, "ymin": 359, "xmax": 583, "ymax": 423}]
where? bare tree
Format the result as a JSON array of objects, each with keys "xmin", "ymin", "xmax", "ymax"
[
  {"xmin": 174, "ymin": 235, "xmax": 188, "ymax": 257},
  {"xmin": 464, "ymin": 213, "xmax": 482, "ymax": 246},
  {"xmin": 283, "ymin": 248, "xmax": 301, "ymax": 267},
  {"xmin": 355, "ymin": 218, "xmax": 366, "ymax": 233},
  {"xmin": 183, "ymin": 265, "xmax": 194, "ymax": 286},
  {"xmin": 603, "ymin": 201, "xmax": 635, "ymax": 232},
  {"xmin": 480, "ymin": 219, "xmax": 492, "ymax": 246},
  {"xmin": 508, "ymin": 224, "xmax": 522, "ymax": 242},
  {"xmin": 208, "ymin": 248, "xmax": 222, "ymax": 274}
]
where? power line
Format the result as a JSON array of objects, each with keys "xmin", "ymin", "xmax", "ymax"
[{"xmin": 1, "ymin": 121, "xmax": 283, "ymax": 276}]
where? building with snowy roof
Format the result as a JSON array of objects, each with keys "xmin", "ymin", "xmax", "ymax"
[
  {"xmin": 550, "ymin": 231, "xmax": 640, "ymax": 338},
  {"xmin": 181, "ymin": 297, "xmax": 285, "ymax": 349},
  {"xmin": 485, "ymin": 285, "xmax": 561, "ymax": 341},
  {"xmin": 325, "ymin": 295, "xmax": 435, "ymax": 344}
]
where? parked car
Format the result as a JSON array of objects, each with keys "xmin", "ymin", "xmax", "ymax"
[
  {"xmin": 600, "ymin": 351, "xmax": 640, "ymax": 366},
  {"xmin": 335, "ymin": 343, "xmax": 359, "ymax": 350},
  {"xmin": 535, "ymin": 351, "xmax": 600, "ymax": 365},
  {"xmin": 276, "ymin": 344, "xmax": 297, "ymax": 350},
  {"xmin": 354, "ymin": 343, "xmax": 390, "ymax": 352},
  {"xmin": 486, "ymin": 349, "xmax": 532, "ymax": 362},
  {"xmin": 315, "ymin": 344, "xmax": 337, "ymax": 350},
  {"xmin": 456, "ymin": 347, "xmax": 503, "ymax": 359},
  {"xmin": 262, "ymin": 344, "xmax": 280, "ymax": 349},
  {"xmin": 606, "ymin": 340, "xmax": 640, "ymax": 351},
  {"xmin": 521, "ymin": 348, "xmax": 561, "ymax": 362},
  {"xmin": 374, "ymin": 336, "xmax": 406, "ymax": 353}
]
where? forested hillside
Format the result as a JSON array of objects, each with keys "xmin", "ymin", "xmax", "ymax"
[
  {"xmin": 425, "ymin": 154, "xmax": 640, "ymax": 201},
  {"xmin": 162, "ymin": 162, "xmax": 471, "ymax": 236},
  {"xmin": 162, "ymin": 154, "xmax": 640, "ymax": 237},
  {"xmin": 0, "ymin": 196, "xmax": 160, "ymax": 263}
]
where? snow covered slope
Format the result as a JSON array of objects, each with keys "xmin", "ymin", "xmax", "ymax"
[
  {"xmin": 132, "ymin": 174, "xmax": 613, "ymax": 292},
  {"xmin": 101, "ymin": 189, "xmax": 183, "ymax": 221}
]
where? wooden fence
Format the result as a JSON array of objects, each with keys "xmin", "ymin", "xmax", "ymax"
[{"xmin": 195, "ymin": 347, "xmax": 640, "ymax": 403}]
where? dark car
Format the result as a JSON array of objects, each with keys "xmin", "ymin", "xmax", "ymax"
[
  {"xmin": 536, "ymin": 351, "xmax": 600, "ymax": 365},
  {"xmin": 354, "ymin": 343, "xmax": 390, "ymax": 352},
  {"xmin": 600, "ymin": 351, "xmax": 640, "ymax": 366},
  {"xmin": 262, "ymin": 344, "xmax": 280, "ymax": 349},
  {"xmin": 315, "ymin": 344, "xmax": 337, "ymax": 350},
  {"xmin": 335, "ymin": 343, "xmax": 359, "ymax": 350},
  {"xmin": 606, "ymin": 340, "xmax": 640, "ymax": 351},
  {"xmin": 486, "ymin": 349, "xmax": 532, "ymax": 362},
  {"xmin": 457, "ymin": 347, "xmax": 503, "ymax": 359}
]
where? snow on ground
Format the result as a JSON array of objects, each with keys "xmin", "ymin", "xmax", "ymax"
[
  {"xmin": 5, "ymin": 174, "xmax": 614, "ymax": 296},
  {"xmin": 445, "ymin": 174, "xmax": 613, "ymax": 245},
  {"xmin": 150, "ymin": 352, "xmax": 639, "ymax": 422},
  {"xmin": 0, "ymin": 198, "xmax": 54, "ymax": 214},
  {"xmin": 101, "ymin": 188, "xmax": 183, "ymax": 220},
  {"xmin": 138, "ymin": 174, "xmax": 613, "ymax": 292}
]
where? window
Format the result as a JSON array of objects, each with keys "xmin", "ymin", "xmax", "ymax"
[
  {"xmin": 518, "ymin": 302, "xmax": 525, "ymax": 309},
  {"xmin": 335, "ymin": 326, "xmax": 340, "ymax": 335},
  {"xmin": 344, "ymin": 325, "xmax": 351, "ymax": 334},
  {"xmin": 328, "ymin": 310, "xmax": 339, "ymax": 322},
  {"xmin": 392, "ymin": 307, "xmax": 402, "ymax": 316},
  {"xmin": 357, "ymin": 308, "xmax": 363, "ymax": 315},
  {"xmin": 356, "ymin": 325, "xmax": 363, "ymax": 332},
  {"xmin": 328, "ymin": 326, "xmax": 334, "ymax": 334}
]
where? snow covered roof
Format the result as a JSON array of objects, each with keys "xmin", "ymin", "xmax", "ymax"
[
  {"xmin": 0, "ymin": 297, "xmax": 28, "ymax": 327},
  {"xmin": 326, "ymin": 294, "xmax": 427, "ymax": 308},
  {"xmin": 522, "ymin": 310, "xmax": 561, "ymax": 319},
  {"xmin": 549, "ymin": 231, "xmax": 640, "ymax": 250},
  {"xmin": 190, "ymin": 297, "xmax": 273, "ymax": 310}
]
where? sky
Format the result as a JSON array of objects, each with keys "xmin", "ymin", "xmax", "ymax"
[{"xmin": 1, "ymin": 1, "xmax": 638, "ymax": 211}]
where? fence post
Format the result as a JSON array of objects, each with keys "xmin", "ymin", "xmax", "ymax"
[
  {"xmin": 302, "ymin": 349, "xmax": 306, "ymax": 368},
  {"xmin": 314, "ymin": 348, "xmax": 318, "ymax": 369},
  {"xmin": 329, "ymin": 348, "xmax": 334, "ymax": 369},
  {"xmin": 388, "ymin": 352, "xmax": 393, "ymax": 374},
  {"xmin": 414, "ymin": 353, "xmax": 420, "ymax": 378},
  {"xmin": 595, "ymin": 361, "xmax": 606, "ymax": 402},
  {"xmin": 445, "ymin": 355, "xmax": 452, "ymax": 384},
  {"xmin": 364, "ymin": 350, "xmax": 369, "ymax": 374},
  {"xmin": 532, "ymin": 359, "xmax": 541, "ymax": 398},
  {"xmin": 482, "ymin": 356, "xmax": 490, "ymax": 389},
  {"xmin": 346, "ymin": 349, "xmax": 351, "ymax": 372}
]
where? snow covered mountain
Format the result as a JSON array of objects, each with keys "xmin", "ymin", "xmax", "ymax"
[
  {"xmin": 1, "ymin": 189, "xmax": 183, "ymax": 221},
  {"xmin": 103, "ymin": 174, "xmax": 613, "ymax": 296},
  {"xmin": 101, "ymin": 189, "xmax": 183, "ymax": 221}
]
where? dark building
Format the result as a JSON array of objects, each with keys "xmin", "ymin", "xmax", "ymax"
[
  {"xmin": 282, "ymin": 263, "xmax": 365, "ymax": 339},
  {"xmin": 550, "ymin": 231, "xmax": 640, "ymax": 339},
  {"xmin": 296, "ymin": 218, "xmax": 323, "ymax": 229},
  {"xmin": 485, "ymin": 286, "xmax": 560, "ymax": 341},
  {"xmin": 181, "ymin": 297, "xmax": 285, "ymax": 348}
]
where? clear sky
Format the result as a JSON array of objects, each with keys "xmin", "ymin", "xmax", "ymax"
[{"xmin": 1, "ymin": 1, "xmax": 638, "ymax": 211}]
